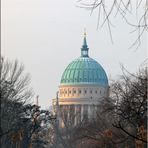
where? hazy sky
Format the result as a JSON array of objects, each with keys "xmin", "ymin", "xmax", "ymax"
[{"xmin": 2, "ymin": 0, "xmax": 147, "ymax": 108}]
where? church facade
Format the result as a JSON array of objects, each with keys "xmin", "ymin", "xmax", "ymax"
[{"xmin": 53, "ymin": 32, "xmax": 109, "ymax": 127}]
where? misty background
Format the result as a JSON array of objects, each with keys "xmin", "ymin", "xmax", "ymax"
[{"xmin": 2, "ymin": 0, "xmax": 147, "ymax": 108}]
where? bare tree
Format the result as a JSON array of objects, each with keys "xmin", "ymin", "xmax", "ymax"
[
  {"xmin": 111, "ymin": 66, "xmax": 147, "ymax": 145},
  {"xmin": 77, "ymin": 0, "xmax": 147, "ymax": 48},
  {"xmin": 0, "ymin": 58, "xmax": 55, "ymax": 148},
  {"xmin": 0, "ymin": 58, "xmax": 33, "ymax": 137}
]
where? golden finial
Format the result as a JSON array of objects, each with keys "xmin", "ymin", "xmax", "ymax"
[{"xmin": 84, "ymin": 28, "xmax": 86, "ymax": 37}]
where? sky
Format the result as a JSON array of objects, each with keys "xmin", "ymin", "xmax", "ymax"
[{"xmin": 2, "ymin": 0, "xmax": 147, "ymax": 108}]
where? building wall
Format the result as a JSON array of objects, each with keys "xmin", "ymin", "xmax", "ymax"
[
  {"xmin": 59, "ymin": 85, "xmax": 108, "ymax": 101},
  {"xmin": 52, "ymin": 84, "xmax": 109, "ymax": 128}
]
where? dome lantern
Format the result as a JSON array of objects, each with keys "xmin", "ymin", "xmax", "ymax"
[{"xmin": 81, "ymin": 30, "xmax": 89, "ymax": 57}]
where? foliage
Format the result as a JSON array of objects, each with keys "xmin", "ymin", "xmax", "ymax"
[{"xmin": 0, "ymin": 58, "xmax": 55, "ymax": 148}]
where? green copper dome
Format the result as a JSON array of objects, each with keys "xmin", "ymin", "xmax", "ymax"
[
  {"xmin": 60, "ymin": 57, "xmax": 108, "ymax": 86},
  {"xmin": 60, "ymin": 32, "xmax": 108, "ymax": 86}
]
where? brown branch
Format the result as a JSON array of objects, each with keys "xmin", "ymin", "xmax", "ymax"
[{"xmin": 113, "ymin": 123, "xmax": 147, "ymax": 143}]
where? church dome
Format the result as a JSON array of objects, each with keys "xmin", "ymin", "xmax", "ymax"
[
  {"xmin": 60, "ymin": 32, "xmax": 108, "ymax": 86},
  {"xmin": 60, "ymin": 57, "xmax": 108, "ymax": 86}
]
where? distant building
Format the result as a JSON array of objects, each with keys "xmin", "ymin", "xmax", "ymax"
[{"xmin": 53, "ymin": 32, "xmax": 109, "ymax": 128}]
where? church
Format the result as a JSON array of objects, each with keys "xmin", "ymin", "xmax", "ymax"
[{"xmin": 52, "ymin": 32, "xmax": 109, "ymax": 128}]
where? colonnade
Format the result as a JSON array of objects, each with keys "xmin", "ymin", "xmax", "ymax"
[{"xmin": 58, "ymin": 104, "xmax": 98, "ymax": 128}]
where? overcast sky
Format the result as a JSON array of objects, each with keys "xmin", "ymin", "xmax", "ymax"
[{"xmin": 2, "ymin": 0, "xmax": 147, "ymax": 108}]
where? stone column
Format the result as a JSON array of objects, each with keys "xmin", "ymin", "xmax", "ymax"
[{"xmin": 81, "ymin": 105, "xmax": 84, "ymax": 122}]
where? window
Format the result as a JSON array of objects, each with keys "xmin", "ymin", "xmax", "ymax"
[
  {"xmin": 84, "ymin": 90, "xmax": 87, "ymax": 94},
  {"xmin": 79, "ymin": 90, "xmax": 81, "ymax": 94},
  {"xmin": 90, "ymin": 90, "xmax": 92, "ymax": 94},
  {"xmin": 69, "ymin": 90, "xmax": 71, "ymax": 94},
  {"xmin": 74, "ymin": 90, "xmax": 76, "ymax": 93},
  {"xmin": 95, "ymin": 90, "xmax": 97, "ymax": 94},
  {"xmin": 82, "ymin": 51, "xmax": 88, "ymax": 56}
]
